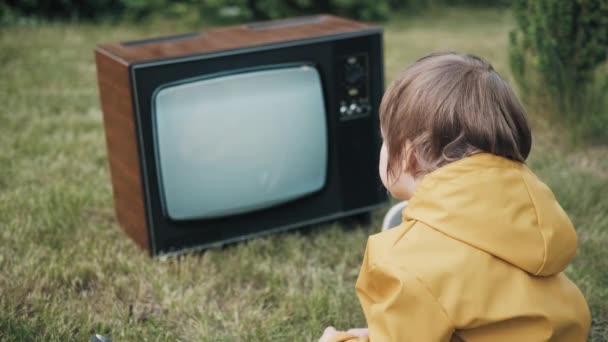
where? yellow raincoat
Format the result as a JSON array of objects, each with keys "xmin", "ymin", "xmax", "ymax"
[{"xmin": 333, "ymin": 153, "xmax": 590, "ymax": 341}]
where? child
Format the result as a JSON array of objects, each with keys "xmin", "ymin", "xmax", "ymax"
[{"xmin": 320, "ymin": 52, "xmax": 591, "ymax": 341}]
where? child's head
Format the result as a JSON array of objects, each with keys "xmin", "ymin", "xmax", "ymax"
[{"xmin": 379, "ymin": 52, "xmax": 532, "ymax": 200}]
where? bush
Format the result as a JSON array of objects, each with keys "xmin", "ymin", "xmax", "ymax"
[
  {"xmin": 200, "ymin": 0, "xmax": 511, "ymax": 22},
  {"xmin": 1, "ymin": 0, "xmax": 391, "ymax": 22},
  {"xmin": 3, "ymin": 0, "xmax": 121, "ymax": 21},
  {"xmin": 509, "ymin": 0, "xmax": 608, "ymax": 142},
  {"xmin": 2, "ymin": 0, "xmax": 191, "ymax": 22},
  {"xmin": 2, "ymin": 0, "xmax": 512, "ymax": 24},
  {"xmin": 198, "ymin": 0, "xmax": 391, "ymax": 22}
]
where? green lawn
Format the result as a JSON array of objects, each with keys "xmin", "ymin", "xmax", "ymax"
[{"xmin": 1, "ymin": 7, "xmax": 607, "ymax": 341}]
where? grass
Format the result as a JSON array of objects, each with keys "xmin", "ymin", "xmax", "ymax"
[{"xmin": 0, "ymin": 7, "xmax": 607, "ymax": 341}]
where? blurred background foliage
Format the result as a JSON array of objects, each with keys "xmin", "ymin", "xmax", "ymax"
[
  {"xmin": 3, "ymin": 0, "xmax": 604, "ymax": 143},
  {"xmin": 1, "ymin": 0, "xmax": 511, "ymax": 24},
  {"xmin": 510, "ymin": 0, "xmax": 608, "ymax": 143}
]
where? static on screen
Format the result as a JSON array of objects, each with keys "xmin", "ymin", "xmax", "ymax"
[{"xmin": 154, "ymin": 65, "xmax": 328, "ymax": 220}]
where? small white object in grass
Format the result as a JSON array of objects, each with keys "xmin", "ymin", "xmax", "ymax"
[
  {"xmin": 381, "ymin": 201, "xmax": 408, "ymax": 231},
  {"xmin": 90, "ymin": 334, "xmax": 111, "ymax": 342}
]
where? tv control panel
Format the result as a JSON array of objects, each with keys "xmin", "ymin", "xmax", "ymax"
[{"xmin": 338, "ymin": 54, "xmax": 371, "ymax": 121}]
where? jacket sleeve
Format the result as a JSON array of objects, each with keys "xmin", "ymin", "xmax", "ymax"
[{"xmin": 354, "ymin": 241, "xmax": 455, "ymax": 341}]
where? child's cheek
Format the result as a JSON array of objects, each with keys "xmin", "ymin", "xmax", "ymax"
[{"xmin": 379, "ymin": 143, "xmax": 390, "ymax": 189}]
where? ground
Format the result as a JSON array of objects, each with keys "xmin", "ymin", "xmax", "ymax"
[{"xmin": 0, "ymin": 7, "xmax": 606, "ymax": 341}]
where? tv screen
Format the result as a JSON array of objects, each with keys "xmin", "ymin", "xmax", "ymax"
[{"xmin": 153, "ymin": 64, "xmax": 328, "ymax": 220}]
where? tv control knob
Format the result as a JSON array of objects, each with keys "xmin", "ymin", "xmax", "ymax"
[
  {"xmin": 339, "ymin": 105, "xmax": 347, "ymax": 114},
  {"xmin": 349, "ymin": 103, "xmax": 357, "ymax": 112},
  {"xmin": 361, "ymin": 104, "xmax": 371, "ymax": 113}
]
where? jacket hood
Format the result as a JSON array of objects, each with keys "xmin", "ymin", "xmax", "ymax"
[{"xmin": 403, "ymin": 153, "xmax": 577, "ymax": 276}]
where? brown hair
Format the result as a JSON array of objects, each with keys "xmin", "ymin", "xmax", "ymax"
[{"xmin": 380, "ymin": 52, "xmax": 531, "ymax": 179}]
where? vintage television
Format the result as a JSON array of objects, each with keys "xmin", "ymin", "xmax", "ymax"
[{"xmin": 95, "ymin": 15, "xmax": 387, "ymax": 256}]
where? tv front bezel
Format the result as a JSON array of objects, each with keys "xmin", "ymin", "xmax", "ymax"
[{"xmin": 129, "ymin": 29, "xmax": 386, "ymax": 255}]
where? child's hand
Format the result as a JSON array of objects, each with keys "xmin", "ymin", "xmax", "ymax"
[
  {"xmin": 345, "ymin": 328, "xmax": 369, "ymax": 337},
  {"xmin": 318, "ymin": 326, "xmax": 369, "ymax": 342},
  {"xmin": 318, "ymin": 326, "xmax": 339, "ymax": 342}
]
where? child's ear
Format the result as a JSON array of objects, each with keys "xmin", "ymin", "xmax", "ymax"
[{"xmin": 401, "ymin": 148, "xmax": 418, "ymax": 174}]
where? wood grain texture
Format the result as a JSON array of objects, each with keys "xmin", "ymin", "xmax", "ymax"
[
  {"xmin": 98, "ymin": 15, "xmax": 376, "ymax": 63},
  {"xmin": 95, "ymin": 49, "xmax": 149, "ymax": 250}
]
